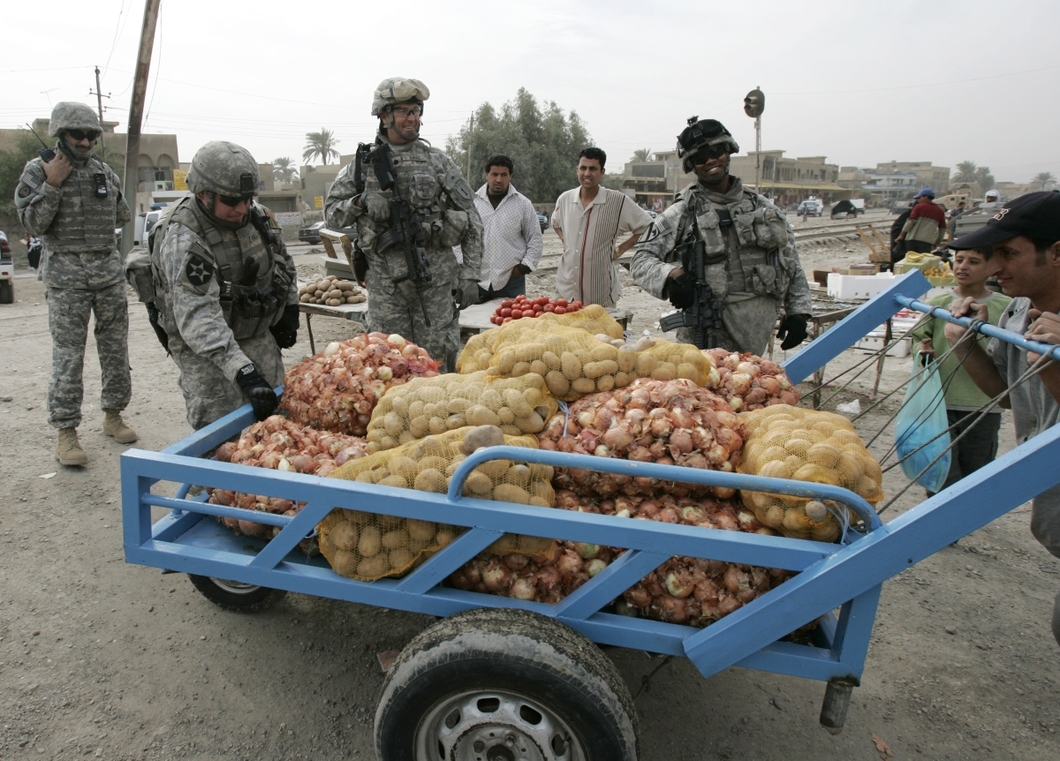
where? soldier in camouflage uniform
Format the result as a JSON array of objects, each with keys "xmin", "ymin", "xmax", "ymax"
[
  {"xmin": 149, "ymin": 141, "xmax": 299, "ymax": 430},
  {"xmin": 14, "ymin": 102, "xmax": 136, "ymax": 466},
  {"xmin": 630, "ymin": 118, "xmax": 813, "ymax": 355},
  {"xmin": 325, "ymin": 77, "xmax": 483, "ymax": 371}
]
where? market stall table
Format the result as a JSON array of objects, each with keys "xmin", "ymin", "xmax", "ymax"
[
  {"xmin": 299, "ymin": 301, "xmax": 368, "ymax": 354},
  {"xmin": 458, "ymin": 298, "xmax": 633, "ymax": 341}
]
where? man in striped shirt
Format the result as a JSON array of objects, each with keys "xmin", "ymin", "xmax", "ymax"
[
  {"xmin": 552, "ymin": 148, "xmax": 653, "ymax": 308},
  {"xmin": 473, "ymin": 155, "xmax": 543, "ymax": 303}
]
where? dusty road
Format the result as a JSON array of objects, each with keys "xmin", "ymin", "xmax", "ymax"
[{"xmin": 1, "ymin": 226, "xmax": 1059, "ymax": 760}]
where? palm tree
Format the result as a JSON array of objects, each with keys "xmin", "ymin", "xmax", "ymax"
[
  {"xmin": 1032, "ymin": 171, "xmax": 1057, "ymax": 191},
  {"xmin": 302, "ymin": 129, "xmax": 340, "ymax": 166},
  {"xmin": 953, "ymin": 161, "xmax": 978, "ymax": 184},
  {"xmin": 631, "ymin": 148, "xmax": 653, "ymax": 162},
  {"xmin": 272, "ymin": 157, "xmax": 297, "ymax": 184},
  {"xmin": 974, "ymin": 167, "xmax": 995, "ymax": 196}
]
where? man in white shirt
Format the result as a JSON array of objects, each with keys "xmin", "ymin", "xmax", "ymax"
[
  {"xmin": 552, "ymin": 147, "xmax": 653, "ymax": 308},
  {"xmin": 474, "ymin": 155, "xmax": 542, "ymax": 303}
]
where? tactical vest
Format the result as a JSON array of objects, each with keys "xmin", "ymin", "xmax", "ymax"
[
  {"xmin": 153, "ymin": 197, "xmax": 290, "ymax": 340},
  {"xmin": 43, "ymin": 156, "xmax": 122, "ymax": 253}
]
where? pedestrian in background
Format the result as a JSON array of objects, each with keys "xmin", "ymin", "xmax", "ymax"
[
  {"xmin": 472, "ymin": 154, "xmax": 541, "ymax": 303},
  {"xmin": 896, "ymin": 188, "xmax": 946, "ymax": 253}
]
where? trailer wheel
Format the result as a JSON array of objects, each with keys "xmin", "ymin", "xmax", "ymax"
[
  {"xmin": 187, "ymin": 575, "xmax": 286, "ymax": 612},
  {"xmin": 375, "ymin": 607, "xmax": 638, "ymax": 761},
  {"xmin": 0, "ymin": 279, "xmax": 13, "ymax": 304}
]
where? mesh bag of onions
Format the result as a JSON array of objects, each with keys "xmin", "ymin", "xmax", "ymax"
[
  {"xmin": 737, "ymin": 405, "xmax": 884, "ymax": 541},
  {"xmin": 702, "ymin": 348, "xmax": 800, "ymax": 411},
  {"xmin": 457, "ymin": 304, "xmax": 625, "ymax": 374},
  {"xmin": 279, "ymin": 332, "xmax": 439, "ymax": 437},
  {"xmin": 365, "ymin": 370, "xmax": 558, "ymax": 453},
  {"xmin": 537, "ymin": 377, "xmax": 747, "ymax": 501},
  {"xmin": 208, "ymin": 415, "xmax": 369, "ymax": 544},
  {"xmin": 319, "ymin": 425, "xmax": 555, "ymax": 580}
]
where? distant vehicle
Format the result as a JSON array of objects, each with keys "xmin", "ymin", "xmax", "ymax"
[
  {"xmin": 134, "ymin": 209, "xmax": 166, "ymax": 247},
  {"xmin": 796, "ymin": 199, "xmax": 823, "ymax": 217},
  {"xmin": 298, "ymin": 220, "xmax": 326, "ymax": 244},
  {"xmin": 537, "ymin": 213, "xmax": 548, "ymax": 232},
  {"xmin": 890, "ymin": 200, "xmax": 913, "ymax": 215},
  {"xmin": 0, "ymin": 230, "xmax": 13, "ymax": 303},
  {"xmin": 830, "ymin": 199, "xmax": 864, "ymax": 219}
]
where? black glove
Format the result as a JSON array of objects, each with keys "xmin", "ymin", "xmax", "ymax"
[
  {"xmin": 667, "ymin": 273, "xmax": 695, "ymax": 309},
  {"xmin": 145, "ymin": 302, "xmax": 170, "ymax": 355},
  {"xmin": 270, "ymin": 304, "xmax": 300, "ymax": 349},
  {"xmin": 777, "ymin": 314, "xmax": 809, "ymax": 350},
  {"xmin": 235, "ymin": 363, "xmax": 279, "ymax": 421}
]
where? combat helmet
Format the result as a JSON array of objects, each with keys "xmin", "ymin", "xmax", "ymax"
[
  {"xmin": 186, "ymin": 141, "xmax": 260, "ymax": 196},
  {"xmin": 676, "ymin": 117, "xmax": 740, "ymax": 173},
  {"xmin": 49, "ymin": 102, "xmax": 101, "ymax": 137},
  {"xmin": 371, "ymin": 77, "xmax": 430, "ymax": 116}
]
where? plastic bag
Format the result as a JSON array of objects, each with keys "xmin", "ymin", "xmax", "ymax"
[{"xmin": 895, "ymin": 352, "xmax": 952, "ymax": 492}]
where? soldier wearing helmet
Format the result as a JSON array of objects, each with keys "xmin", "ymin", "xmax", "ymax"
[
  {"xmin": 14, "ymin": 101, "xmax": 136, "ymax": 467},
  {"xmin": 147, "ymin": 141, "xmax": 299, "ymax": 430},
  {"xmin": 630, "ymin": 116, "xmax": 812, "ymax": 354},
  {"xmin": 325, "ymin": 77, "xmax": 483, "ymax": 371}
]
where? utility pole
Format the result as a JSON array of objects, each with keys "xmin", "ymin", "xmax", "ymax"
[
  {"xmin": 121, "ymin": 0, "xmax": 161, "ymax": 254},
  {"xmin": 89, "ymin": 66, "xmax": 111, "ymax": 155},
  {"xmin": 743, "ymin": 87, "xmax": 765, "ymax": 193},
  {"xmin": 465, "ymin": 112, "xmax": 475, "ymax": 180}
]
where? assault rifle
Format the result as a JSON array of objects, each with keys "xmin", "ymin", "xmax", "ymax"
[
  {"xmin": 367, "ymin": 141, "xmax": 432, "ymax": 289},
  {"xmin": 659, "ymin": 222, "xmax": 724, "ymax": 349}
]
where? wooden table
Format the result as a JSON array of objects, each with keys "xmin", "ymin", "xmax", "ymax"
[
  {"xmin": 458, "ymin": 298, "xmax": 634, "ymax": 340},
  {"xmin": 299, "ymin": 301, "xmax": 368, "ymax": 354}
]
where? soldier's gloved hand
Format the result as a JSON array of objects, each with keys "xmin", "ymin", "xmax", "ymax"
[
  {"xmin": 362, "ymin": 191, "xmax": 391, "ymax": 223},
  {"xmin": 667, "ymin": 273, "xmax": 695, "ymax": 309},
  {"xmin": 269, "ymin": 304, "xmax": 300, "ymax": 349},
  {"xmin": 777, "ymin": 314, "xmax": 809, "ymax": 350},
  {"xmin": 458, "ymin": 279, "xmax": 479, "ymax": 310},
  {"xmin": 145, "ymin": 302, "xmax": 170, "ymax": 355},
  {"xmin": 235, "ymin": 363, "xmax": 279, "ymax": 421}
]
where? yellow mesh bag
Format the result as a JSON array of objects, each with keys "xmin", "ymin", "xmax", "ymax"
[
  {"xmin": 736, "ymin": 405, "xmax": 884, "ymax": 541},
  {"xmin": 319, "ymin": 425, "xmax": 556, "ymax": 580},
  {"xmin": 536, "ymin": 304, "xmax": 624, "ymax": 339},
  {"xmin": 364, "ymin": 371, "xmax": 558, "ymax": 453}
]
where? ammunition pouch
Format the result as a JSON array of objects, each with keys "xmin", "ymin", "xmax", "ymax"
[
  {"xmin": 436, "ymin": 209, "xmax": 468, "ymax": 247},
  {"xmin": 124, "ymin": 246, "xmax": 157, "ymax": 304}
]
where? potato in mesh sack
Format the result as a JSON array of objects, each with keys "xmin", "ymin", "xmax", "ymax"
[
  {"xmin": 537, "ymin": 378, "xmax": 747, "ymax": 500},
  {"xmin": 703, "ymin": 348, "xmax": 800, "ymax": 411},
  {"xmin": 365, "ymin": 371, "xmax": 557, "ymax": 453},
  {"xmin": 319, "ymin": 425, "xmax": 556, "ymax": 580},
  {"xmin": 209, "ymin": 415, "xmax": 369, "ymax": 545},
  {"xmin": 280, "ymin": 333, "xmax": 439, "ymax": 437},
  {"xmin": 737, "ymin": 405, "xmax": 884, "ymax": 542}
]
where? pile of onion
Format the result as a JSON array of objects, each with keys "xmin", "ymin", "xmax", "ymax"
[
  {"xmin": 536, "ymin": 378, "xmax": 747, "ymax": 500},
  {"xmin": 209, "ymin": 415, "xmax": 368, "ymax": 543},
  {"xmin": 702, "ymin": 349, "xmax": 800, "ymax": 411},
  {"xmin": 280, "ymin": 333, "xmax": 439, "ymax": 436}
]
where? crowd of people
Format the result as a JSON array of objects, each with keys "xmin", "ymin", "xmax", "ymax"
[{"xmin": 10, "ymin": 81, "xmax": 1060, "ymax": 645}]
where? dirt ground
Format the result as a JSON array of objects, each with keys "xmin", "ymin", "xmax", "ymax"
[{"xmin": 1, "ymin": 217, "xmax": 1059, "ymax": 760}]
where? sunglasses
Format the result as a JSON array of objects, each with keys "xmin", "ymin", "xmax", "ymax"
[
  {"xmin": 66, "ymin": 129, "xmax": 100, "ymax": 142},
  {"xmin": 391, "ymin": 105, "xmax": 422, "ymax": 118},
  {"xmin": 217, "ymin": 193, "xmax": 255, "ymax": 207},
  {"xmin": 692, "ymin": 145, "xmax": 729, "ymax": 164}
]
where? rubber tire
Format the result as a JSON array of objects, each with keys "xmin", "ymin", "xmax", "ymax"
[
  {"xmin": 375, "ymin": 607, "xmax": 639, "ymax": 761},
  {"xmin": 0, "ymin": 279, "xmax": 13, "ymax": 304},
  {"xmin": 187, "ymin": 574, "xmax": 287, "ymax": 612}
]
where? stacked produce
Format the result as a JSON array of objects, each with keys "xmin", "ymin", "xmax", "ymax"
[
  {"xmin": 737, "ymin": 405, "xmax": 884, "ymax": 541},
  {"xmin": 320, "ymin": 425, "xmax": 555, "ymax": 580},
  {"xmin": 536, "ymin": 378, "xmax": 747, "ymax": 500},
  {"xmin": 298, "ymin": 276, "xmax": 366, "ymax": 306},
  {"xmin": 488, "ymin": 294, "xmax": 584, "ymax": 324},
  {"xmin": 280, "ymin": 333, "xmax": 439, "ymax": 437},
  {"xmin": 209, "ymin": 415, "xmax": 369, "ymax": 543},
  {"xmin": 702, "ymin": 348, "xmax": 800, "ymax": 411},
  {"xmin": 364, "ymin": 370, "xmax": 557, "ymax": 452}
]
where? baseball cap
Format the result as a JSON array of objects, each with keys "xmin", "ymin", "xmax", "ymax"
[
  {"xmin": 914, "ymin": 188, "xmax": 935, "ymax": 199},
  {"xmin": 950, "ymin": 191, "xmax": 1060, "ymax": 250}
]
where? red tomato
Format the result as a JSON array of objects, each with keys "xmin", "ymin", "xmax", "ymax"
[
  {"xmin": 554, "ymin": 306, "xmax": 566, "ymax": 314},
  {"xmin": 543, "ymin": 303, "xmax": 555, "ymax": 312},
  {"xmin": 535, "ymin": 296, "xmax": 549, "ymax": 306},
  {"xmin": 515, "ymin": 295, "xmax": 527, "ymax": 303},
  {"xmin": 511, "ymin": 309, "xmax": 523, "ymax": 318},
  {"xmin": 501, "ymin": 307, "xmax": 512, "ymax": 317},
  {"xmin": 502, "ymin": 316, "xmax": 512, "ymax": 324},
  {"xmin": 571, "ymin": 300, "xmax": 582, "ymax": 309},
  {"xmin": 501, "ymin": 299, "xmax": 514, "ymax": 309},
  {"xmin": 555, "ymin": 298, "xmax": 568, "ymax": 307}
]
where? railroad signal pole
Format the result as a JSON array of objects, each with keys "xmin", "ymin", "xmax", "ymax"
[{"xmin": 743, "ymin": 87, "xmax": 765, "ymax": 192}]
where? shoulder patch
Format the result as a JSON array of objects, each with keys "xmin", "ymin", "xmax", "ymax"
[
  {"xmin": 185, "ymin": 256, "xmax": 213, "ymax": 287},
  {"xmin": 18, "ymin": 184, "xmax": 32, "ymax": 198}
]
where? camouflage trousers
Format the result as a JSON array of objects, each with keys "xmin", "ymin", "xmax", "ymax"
[
  {"xmin": 366, "ymin": 279, "xmax": 460, "ymax": 372},
  {"xmin": 46, "ymin": 283, "xmax": 132, "ymax": 428},
  {"xmin": 169, "ymin": 331, "xmax": 284, "ymax": 430}
]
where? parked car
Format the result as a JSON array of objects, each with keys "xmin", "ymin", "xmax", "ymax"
[
  {"xmin": 537, "ymin": 213, "xmax": 549, "ymax": 232},
  {"xmin": 298, "ymin": 220, "xmax": 326, "ymax": 244},
  {"xmin": 830, "ymin": 199, "xmax": 864, "ymax": 219},
  {"xmin": 890, "ymin": 200, "xmax": 913, "ymax": 215},
  {"xmin": 796, "ymin": 199, "xmax": 823, "ymax": 217}
]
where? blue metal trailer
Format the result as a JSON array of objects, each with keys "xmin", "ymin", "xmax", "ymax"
[{"xmin": 121, "ymin": 271, "xmax": 1060, "ymax": 761}]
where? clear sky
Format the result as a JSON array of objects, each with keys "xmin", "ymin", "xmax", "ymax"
[{"xmin": 3, "ymin": 0, "xmax": 1057, "ymax": 184}]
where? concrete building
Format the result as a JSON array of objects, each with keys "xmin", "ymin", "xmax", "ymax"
[
  {"xmin": 860, "ymin": 171, "xmax": 918, "ymax": 205},
  {"xmin": 875, "ymin": 161, "xmax": 950, "ymax": 192}
]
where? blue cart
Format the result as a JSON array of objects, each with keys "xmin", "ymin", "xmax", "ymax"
[{"xmin": 121, "ymin": 271, "xmax": 1060, "ymax": 761}]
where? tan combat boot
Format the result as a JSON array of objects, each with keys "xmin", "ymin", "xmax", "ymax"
[
  {"xmin": 103, "ymin": 410, "xmax": 138, "ymax": 444},
  {"xmin": 56, "ymin": 428, "xmax": 88, "ymax": 467}
]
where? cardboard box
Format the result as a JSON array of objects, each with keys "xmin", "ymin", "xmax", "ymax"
[{"xmin": 827, "ymin": 272, "xmax": 897, "ymax": 300}]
